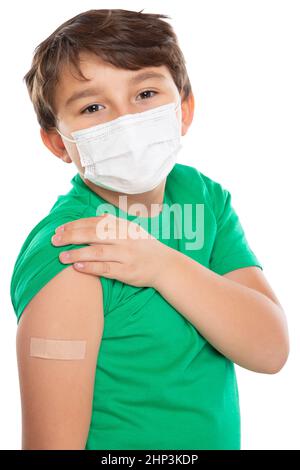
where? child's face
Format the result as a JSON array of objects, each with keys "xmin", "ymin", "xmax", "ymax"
[{"xmin": 47, "ymin": 51, "xmax": 188, "ymax": 175}]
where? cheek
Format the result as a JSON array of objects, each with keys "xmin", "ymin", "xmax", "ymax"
[{"xmin": 67, "ymin": 145, "xmax": 85, "ymax": 172}]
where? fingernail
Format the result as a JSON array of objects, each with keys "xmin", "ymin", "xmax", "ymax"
[
  {"xmin": 55, "ymin": 225, "xmax": 65, "ymax": 233},
  {"xmin": 60, "ymin": 251, "xmax": 70, "ymax": 260},
  {"xmin": 52, "ymin": 235, "xmax": 61, "ymax": 244},
  {"xmin": 74, "ymin": 262, "xmax": 84, "ymax": 268}
]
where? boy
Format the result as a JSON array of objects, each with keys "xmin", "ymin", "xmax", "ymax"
[{"xmin": 10, "ymin": 8, "xmax": 289, "ymax": 450}]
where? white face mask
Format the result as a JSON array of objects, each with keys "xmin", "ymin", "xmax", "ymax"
[{"xmin": 56, "ymin": 97, "xmax": 182, "ymax": 194}]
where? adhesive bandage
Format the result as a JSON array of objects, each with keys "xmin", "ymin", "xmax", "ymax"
[{"xmin": 30, "ymin": 337, "xmax": 86, "ymax": 360}]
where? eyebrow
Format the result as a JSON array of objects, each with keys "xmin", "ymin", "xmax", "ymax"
[{"xmin": 64, "ymin": 71, "xmax": 167, "ymax": 108}]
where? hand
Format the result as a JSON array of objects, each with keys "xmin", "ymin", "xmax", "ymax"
[{"xmin": 51, "ymin": 213, "xmax": 172, "ymax": 288}]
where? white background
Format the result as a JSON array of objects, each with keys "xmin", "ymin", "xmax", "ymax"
[{"xmin": 1, "ymin": 0, "xmax": 299, "ymax": 450}]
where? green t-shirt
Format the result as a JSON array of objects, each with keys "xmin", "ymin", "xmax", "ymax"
[{"xmin": 10, "ymin": 163, "xmax": 263, "ymax": 450}]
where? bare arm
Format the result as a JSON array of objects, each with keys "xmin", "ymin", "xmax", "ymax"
[
  {"xmin": 153, "ymin": 249, "xmax": 289, "ymax": 374},
  {"xmin": 16, "ymin": 265, "xmax": 104, "ymax": 450}
]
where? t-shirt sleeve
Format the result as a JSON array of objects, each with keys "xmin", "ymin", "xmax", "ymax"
[
  {"xmin": 10, "ymin": 212, "xmax": 112, "ymax": 324},
  {"xmin": 209, "ymin": 185, "xmax": 263, "ymax": 275}
]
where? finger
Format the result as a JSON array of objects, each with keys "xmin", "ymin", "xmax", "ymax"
[
  {"xmin": 93, "ymin": 216, "xmax": 126, "ymax": 242},
  {"xmin": 95, "ymin": 215, "xmax": 135, "ymax": 241},
  {"xmin": 59, "ymin": 244, "xmax": 126, "ymax": 264},
  {"xmin": 51, "ymin": 224, "xmax": 118, "ymax": 246},
  {"xmin": 55, "ymin": 213, "xmax": 109, "ymax": 233},
  {"xmin": 72, "ymin": 260, "xmax": 125, "ymax": 279}
]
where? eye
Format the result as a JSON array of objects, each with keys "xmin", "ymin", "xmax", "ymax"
[
  {"xmin": 80, "ymin": 90, "xmax": 157, "ymax": 115},
  {"xmin": 80, "ymin": 104, "xmax": 103, "ymax": 114},
  {"xmin": 137, "ymin": 90, "xmax": 157, "ymax": 100}
]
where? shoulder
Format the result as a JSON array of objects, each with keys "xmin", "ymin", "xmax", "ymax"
[
  {"xmin": 17, "ymin": 263, "xmax": 104, "ymax": 332},
  {"xmin": 10, "ymin": 199, "xmax": 91, "ymax": 323},
  {"xmin": 170, "ymin": 163, "xmax": 229, "ymax": 216}
]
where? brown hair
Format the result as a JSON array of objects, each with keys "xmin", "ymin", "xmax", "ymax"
[{"xmin": 23, "ymin": 8, "xmax": 192, "ymax": 132}]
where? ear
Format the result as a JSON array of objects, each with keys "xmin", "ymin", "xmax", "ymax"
[
  {"xmin": 40, "ymin": 128, "xmax": 72, "ymax": 163},
  {"xmin": 181, "ymin": 91, "xmax": 195, "ymax": 136}
]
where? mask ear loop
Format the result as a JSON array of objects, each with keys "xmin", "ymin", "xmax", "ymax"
[
  {"xmin": 55, "ymin": 127, "xmax": 77, "ymax": 143},
  {"xmin": 174, "ymin": 96, "xmax": 181, "ymax": 113},
  {"xmin": 174, "ymin": 95, "xmax": 182, "ymax": 136}
]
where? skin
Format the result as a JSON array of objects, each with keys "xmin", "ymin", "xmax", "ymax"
[
  {"xmin": 52, "ymin": 215, "xmax": 290, "ymax": 374},
  {"xmin": 17, "ymin": 53, "xmax": 195, "ymax": 450},
  {"xmin": 48, "ymin": 51, "xmax": 288, "ymax": 373},
  {"xmin": 17, "ymin": 52, "xmax": 289, "ymax": 449},
  {"xmin": 41, "ymin": 52, "xmax": 194, "ymax": 216},
  {"xmin": 49, "ymin": 50, "xmax": 289, "ymax": 373},
  {"xmin": 17, "ymin": 265, "xmax": 104, "ymax": 449}
]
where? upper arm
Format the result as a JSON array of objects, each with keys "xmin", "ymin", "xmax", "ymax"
[
  {"xmin": 208, "ymin": 185, "xmax": 263, "ymax": 275},
  {"xmin": 16, "ymin": 265, "xmax": 104, "ymax": 450}
]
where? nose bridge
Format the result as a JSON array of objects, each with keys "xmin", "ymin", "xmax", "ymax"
[
  {"xmin": 110, "ymin": 98, "xmax": 139, "ymax": 120},
  {"xmin": 97, "ymin": 83, "xmax": 133, "ymax": 118},
  {"xmin": 114, "ymin": 105, "xmax": 135, "ymax": 119}
]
